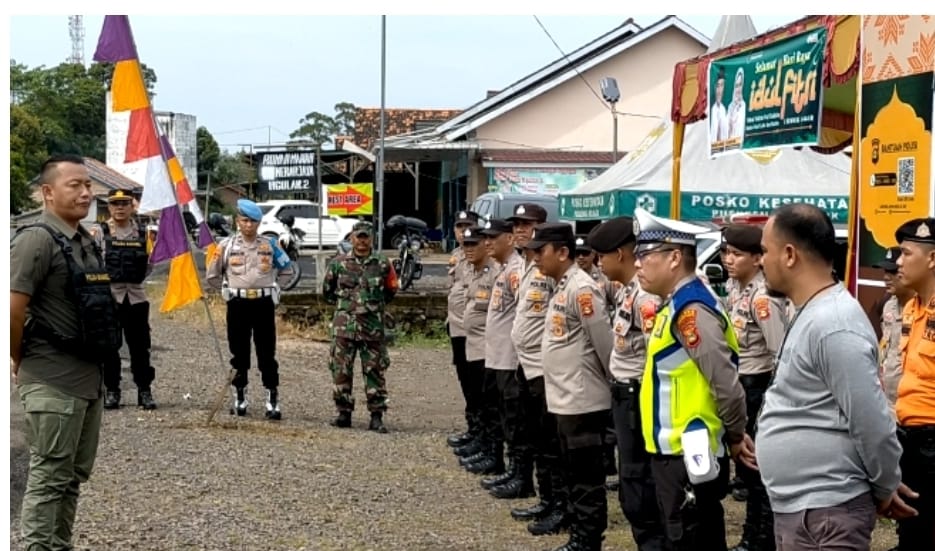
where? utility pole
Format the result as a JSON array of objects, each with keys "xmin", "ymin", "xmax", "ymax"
[{"xmin": 376, "ymin": 15, "xmax": 387, "ymax": 251}]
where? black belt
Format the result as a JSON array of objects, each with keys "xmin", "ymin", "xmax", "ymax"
[
  {"xmin": 898, "ymin": 424, "xmax": 935, "ymax": 436},
  {"xmin": 611, "ymin": 378, "xmax": 640, "ymax": 400}
]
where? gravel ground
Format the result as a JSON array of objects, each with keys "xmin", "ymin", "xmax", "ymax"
[{"xmin": 9, "ymin": 308, "xmax": 898, "ymax": 550}]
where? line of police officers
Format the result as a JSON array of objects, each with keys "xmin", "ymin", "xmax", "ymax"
[{"xmin": 442, "ymin": 203, "xmax": 825, "ymax": 551}]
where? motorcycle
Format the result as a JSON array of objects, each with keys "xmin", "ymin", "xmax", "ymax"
[{"xmin": 386, "ymin": 214, "xmax": 425, "ymax": 291}]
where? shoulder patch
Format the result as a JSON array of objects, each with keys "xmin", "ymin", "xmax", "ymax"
[
  {"xmin": 753, "ymin": 296, "xmax": 771, "ymax": 320},
  {"xmin": 577, "ymin": 291, "xmax": 595, "ymax": 317},
  {"xmin": 676, "ymin": 307, "xmax": 701, "ymax": 349},
  {"xmin": 509, "ymin": 271, "xmax": 521, "ymax": 293},
  {"xmin": 640, "ymin": 300, "xmax": 657, "ymax": 332}
]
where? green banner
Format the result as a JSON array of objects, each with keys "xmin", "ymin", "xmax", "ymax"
[
  {"xmin": 559, "ymin": 191, "xmax": 671, "ymax": 220},
  {"xmin": 488, "ymin": 167, "xmax": 606, "ymax": 196},
  {"xmin": 707, "ymin": 27, "xmax": 827, "ymax": 157}
]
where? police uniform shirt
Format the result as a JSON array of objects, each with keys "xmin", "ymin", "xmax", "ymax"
[
  {"xmin": 10, "ymin": 211, "xmax": 105, "ymax": 400},
  {"xmin": 610, "ymin": 275, "xmax": 662, "ymax": 382},
  {"xmin": 510, "ymin": 258, "xmax": 556, "ymax": 380},
  {"xmin": 541, "ymin": 264, "xmax": 614, "ymax": 415},
  {"xmin": 485, "ymin": 251, "xmax": 525, "ymax": 370},
  {"xmin": 463, "ymin": 257, "xmax": 499, "ymax": 363},
  {"xmin": 879, "ymin": 294, "xmax": 903, "ymax": 410},
  {"xmin": 726, "ymin": 271, "xmax": 787, "ymax": 375},
  {"xmin": 206, "ymin": 234, "xmax": 294, "ymax": 290},
  {"xmin": 93, "ymin": 219, "xmax": 149, "ymax": 305},
  {"xmin": 447, "ymin": 247, "xmax": 468, "ymax": 338}
]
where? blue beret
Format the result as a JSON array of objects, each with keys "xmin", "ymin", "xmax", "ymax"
[{"xmin": 237, "ymin": 199, "xmax": 263, "ymax": 222}]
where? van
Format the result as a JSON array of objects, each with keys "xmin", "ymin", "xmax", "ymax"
[{"xmin": 471, "ymin": 192, "xmax": 560, "ymax": 222}]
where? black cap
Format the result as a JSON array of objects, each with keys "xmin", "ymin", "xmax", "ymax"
[
  {"xmin": 586, "ymin": 217, "xmax": 635, "ymax": 254},
  {"xmin": 721, "ymin": 224, "xmax": 763, "ymax": 254},
  {"xmin": 872, "ymin": 247, "xmax": 902, "ymax": 272},
  {"xmin": 896, "ymin": 218, "xmax": 935, "ymax": 245},
  {"xmin": 525, "ymin": 222, "xmax": 575, "ymax": 250},
  {"xmin": 454, "ymin": 210, "xmax": 480, "ymax": 227},
  {"xmin": 478, "ymin": 218, "xmax": 513, "ymax": 237},
  {"xmin": 574, "ymin": 235, "xmax": 592, "ymax": 254},
  {"xmin": 462, "ymin": 226, "xmax": 484, "ymax": 244},
  {"xmin": 506, "ymin": 203, "xmax": 548, "ymax": 223},
  {"xmin": 107, "ymin": 188, "xmax": 134, "ymax": 202}
]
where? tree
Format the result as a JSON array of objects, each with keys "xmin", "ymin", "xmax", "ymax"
[
  {"xmin": 87, "ymin": 62, "xmax": 158, "ymax": 97},
  {"xmin": 288, "ymin": 102, "xmax": 357, "ymax": 146},
  {"xmin": 333, "ymin": 102, "xmax": 357, "ymax": 136},
  {"xmin": 214, "ymin": 152, "xmax": 254, "ymax": 186},
  {"xmin": 196, "ymin": 126, "xmax": 220, "ymax": 187},
  {"xmin": 10, "ymin": 105, "xmax": 48, "ymax": 213}
]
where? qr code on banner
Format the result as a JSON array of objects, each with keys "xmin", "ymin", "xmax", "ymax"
[{"xmin": 898, "ymin": 157, "xmax": 915, "ymax": 197}]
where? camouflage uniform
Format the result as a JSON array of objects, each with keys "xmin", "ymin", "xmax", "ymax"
[{"xmin": 322, "ymin": 249, "xmax": 399, "ymax": 413}]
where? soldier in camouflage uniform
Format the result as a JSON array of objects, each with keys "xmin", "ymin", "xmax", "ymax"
[
  {"xmin": 873, "ymin": 247, "xmax": 913, "ymax": 414},
  {"xmin": 322, "ymin": 220, "xmax": 399, "ymax": 433}
]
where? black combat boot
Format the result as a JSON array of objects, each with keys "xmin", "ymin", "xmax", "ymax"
[
  {"xmin": 481, "ymin": 460, "xmax": 517, "ymax": 490},
  {"xmin": 528, "ymin": 502, "xmax": 571, "ymax": 536},
  {"xmin": 104, "ymin": 389, "xmax": 121, "ymax": 410},
  {"xmin": 137, "ymin": 389, "xmax": 157, "ymax": 410},
  {"xmin": 453, "ymin": 439, "xmax": 484, "ymax": 458},
  {"xmin": 230, "ymin": 387, "xmax": 247, "ymax": 416},
  {"xmin": 447, "ymin": 430, "xmax": 474, "ymax": 448},
  {"xmin": 465, "ymin": 442, "xmax": 504, "ymax": 475},
  {"xmin": 331, "ymin": 410, "xmax": 352, "ymax": 428},
  {"xmin": 369, "ymin": 411, "xmax": 388, "ymax": 433},
  {"xmin": 512, "ymin": 460, "xmax": 553, "ymax": 520},
  {"xmin": 265, "ymin": 389, "xmax": 281, "ymax": 420},
  {"xmin": 552, "ymin": 531, "xmax": 603, "ymax": 551},
  {"xmin": 490, "ymin": 459, "xmax": 536, "ymax": 499}
]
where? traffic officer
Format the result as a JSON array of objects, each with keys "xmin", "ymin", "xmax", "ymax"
[
  {"xmin": 206, "ymin": 198, "xmax": 294, "ymax": 421},
  {"xmin": 893, "ymin": 217, "xmax": 935, "ymax": 551},
  {"xmin": 531, "ymin": 222, "xmax": 614, "ymax": 551},
  {"xmin": 720, "ymin": 224, "xmax": 787, "ymax": 551},
  {"xmin": 632, "ymin": 207, "xmax": 748, "ymax": 551},
  {"xmin": 587, "ymin": 217, "xmax": 667, "ymax": 550},
  {"xmin": 322, "ymin": 220, "xmax": 399, "ymax": 433},
  {"xmin": 11, "ymin": 154, "xmax": 121, "ymax": 549},
  {"xmin": 91, "ymin": 189, "xmax": 157, "ymax": 411},
  {"xmin": 873, "ymin": 247, "xmax": 913, "ymax": 413},
  {"xmin": 457, "ymin": 226, "xmax": 503, "ymax": 474},
  {"xmin": 447, "ymin": 209, "xmax": 481, "ymax": 448},
  {"xmin": 479, "ymin": 218, "xmax": 534, "ymax": 499}
]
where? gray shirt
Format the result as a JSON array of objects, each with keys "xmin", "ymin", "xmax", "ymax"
[
  {"xmin": 485, "ymin": 251, "xmax": 524, "ymax": 370},
  {"xmin": 446, "ymin": 247, "xmax": 468, "ymax": 338},
  {"xmin": 463, "ymin": 258, "xmax": 499, "ymax": 363},
  {"xmin": 756, "ymin": 284, "xmax": 902, "ymax": 513},
  {"xmin": 878, "ymin": 295, "xmax": 904, "ymax": 411},
  {"xmin": 610, "ymin": 276, "xmax": 662, "ymax": 381},
  {"xmin": 206, "ymin": 233, "xmax": 294, "ymax": 290},
  {"xmin": 726, "ymin": 272, "xmax": 787, "ymax": 375},
  {"xmin": 511, "ymin": 258, "xmax": 556, "ymax": 380}
]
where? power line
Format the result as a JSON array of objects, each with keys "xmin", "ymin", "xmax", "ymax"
[{"xmin": 532, "ymin": 15, "xmax": 610, "ymax": 112}]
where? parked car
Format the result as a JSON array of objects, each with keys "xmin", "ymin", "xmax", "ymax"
[
  {"xmin": 256, "ymin": 200, "xmax": 358, "ymax": 249},
  {"xmin": 470, "ymin": 192, "xmax": 561, "ymax": 222}
]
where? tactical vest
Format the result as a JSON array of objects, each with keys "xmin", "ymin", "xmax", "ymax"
[
  {"xmin": 100, "ymin": 221, "xmax": 149, "ymax": 283},
  {"xmin": 17, "ymin": 223, "xmax": 122, "ymax": 363},
  {"xmin": 640, "ymin": 278, "xmax": 740, "ymax": 457}
]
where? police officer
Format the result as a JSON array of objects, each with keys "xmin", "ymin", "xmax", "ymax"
[
  {"xmin": 531, "ymin": 222, "xmax": 614, "ymax": 551},
  {"xmin": 206, "ymin": 198, "xmax": 294, "ymax": 421},
  {"xmin": 91, "ymin": 189, "xmax": 157, "ymax": 410},
  {"xmin": 447, "ymin": 210, "xmax": 481, "ymax": 448},
  {"xmin": 720, "ymin": 224, "xmax": 787, "ymax": 551},
  {"xmin": 893, "ymin": 218, "xmax": 935, "ymax": 550},
  {"xmin": 873, "ymin": 247, "xmax": 913, "ymax": 413},
  {"xmin": 457, "ymin": 226, "xmax": 504, "ymax": 474},
  {"xmin": 588, "ymin": 217, "xmax": 667, "ymax": 551},
  {"xmin": 11, "ymin": 154, "xmax": 121, "ymax": 549},
  {"xmin": 478, "ymin": 218, "xmax": 534, "ymax": 498},
  {"xmin": 322, "ymin": 220, "xmax": 399, "ymax": 433},
  {"xmin": 632, "ymin": 208, "xmax": 747, "ymax": 551}
]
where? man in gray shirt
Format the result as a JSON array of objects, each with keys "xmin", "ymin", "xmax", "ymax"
[{"xmin": 754, "ymin": 203, "xmax": 912, "ymax": 550}]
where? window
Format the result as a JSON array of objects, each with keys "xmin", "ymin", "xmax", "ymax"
[{"xmin": 277, "ymin": 204, "xmax": 320, "ymax": 220}]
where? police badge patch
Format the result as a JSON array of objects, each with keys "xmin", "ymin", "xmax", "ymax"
[
  {"xmin": 577, "ymin": 292, "xmax": 595, "ymax": 317},
  {"xmin": 677, "ymin": 308, "xmax": 701, "ymax": 348},
  {"xmin": 754, "ymin": 296, "xmax": 771, "ymax": 320}
]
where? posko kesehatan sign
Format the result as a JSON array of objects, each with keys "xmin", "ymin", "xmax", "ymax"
[{"xmin": 707, "ymin": 27, "xmax": 827, "ymax": 158}]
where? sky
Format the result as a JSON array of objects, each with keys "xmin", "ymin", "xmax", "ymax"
[{"xmin": 10, "ymin": 15, "xmax": 801, "ymax": 151}]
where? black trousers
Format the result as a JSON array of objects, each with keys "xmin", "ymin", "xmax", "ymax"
[
  {"xmin": 611, "ymin": 380, "xmax": 666, "ymax": 550},
  {"xmin": 651, "ymin": 453, "xmax": 730, "ymax": 551},
  {"xmin": 556, "ymin": 410, "xmax": 610, "ymax": 541},
  {"xmin": 520, "ymin": 368, "xmax": 566, "ymax": 502},
  {"xmin": 226, "ymin": 296, "xmax": 279, "ymax": 389},
  {"xmin": 737, "ymin": 373, "xmax": 774, "ymax": 548},
  {"xmin": 897, "ymin": 425, "xmax": 935, "ymax": 551},
  {"xmin": 479, "ymin": 368, "xmax": 504, "ymax": 449},
  {"xmin": 495, "ymin": 369, "xmax": 530, "ymax": 461},
  {"xmin": 103, "ymin": 297, "xmax": 154, "ymax": 391},
  {"xmin": 460, "ymin": 359, "xmax": 486, "ymax": 433},
  {"xmin": 450, "ymin": 337, "xmax": 472, "ymax": 422}
]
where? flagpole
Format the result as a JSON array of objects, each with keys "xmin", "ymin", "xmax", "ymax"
[{"xmin": 376, "ymin": 14, "xmax": 386, "ymax": 252}]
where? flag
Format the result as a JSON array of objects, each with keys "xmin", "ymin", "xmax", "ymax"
[{"xmin": 94, "ymin": 15, "xmax": 206, "ymax": 312}]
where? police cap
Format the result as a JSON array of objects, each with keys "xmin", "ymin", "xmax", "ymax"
[
  {"xmin": 236, "ymin": 198, "xmax": 263, "ymax": 222},
  {"xmin": 478, "ymin": 218, "xmax": 513, "ymax": 237},
  {"xmin": 872, "ymin": 247, "xmax": 902, "ymax": 272},
  {"xmin": 108, "ymin": 189, "xmax": 134, "ymax": 203},
  {"xmin": 462, "ymin": 226, "xmax": 484, "ymax": 245},
  {"xmin": 506, "ymin": 203, "xmax": 548, "ymax": 224},
  {"xmin": 525, "ymin": 222, "xmax": 575, "ymax": 250},
  {"xmin": 586, "ymin": 217, "xmax": 635, "ymax": 254},
  {"xmin": 454, "ymin": 210, "xmax": 480, "ymax": 227},
  {"xmin": 721, "ymin": 224, "xmax": 763, "ymax": 254},
  {"xmin": 895, "ymin": 218, "xmax": 935, "ymax": 246},
  {"xmin": 633, "ymin": 207, "xmax": 708, "ymax": 255}
]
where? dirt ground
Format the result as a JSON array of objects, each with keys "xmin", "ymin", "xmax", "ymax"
[{"xmin": 9, "ymin": 304, "xmax": 899, "ymax": 550}]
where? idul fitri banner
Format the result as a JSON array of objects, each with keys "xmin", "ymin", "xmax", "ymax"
[{"xmin": 707, "ymin": 27, "xmax": 827, "ymax": 158}]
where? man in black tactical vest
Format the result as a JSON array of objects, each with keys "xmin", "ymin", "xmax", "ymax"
[
  {"xmin": 11, "ymin": 154, "xmax": 122, "ymax": 550},
  {"xmin": 92, "ymin": 188, "xmax": 157, "ymax": 410}
]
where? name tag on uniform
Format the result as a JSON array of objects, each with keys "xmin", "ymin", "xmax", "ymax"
[{"xmin": 653, "ymin": 314, "xmax": 669, "ymax": 338}]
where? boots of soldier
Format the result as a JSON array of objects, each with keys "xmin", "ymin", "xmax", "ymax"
[
  {"xmin": 331, "ymin": 410, "xmax": 352, "ymax": 428},
  {"xmin": 230, "ymin": 387, "xmax": 247, "ymax": 416},
  {"xmin": 137, "ymin": 388, "xmax": 157, "ymax": 410},
  {"xmin": 448, "ymin": 414, "xmax": 477, "ymax": 447},
  {"xmin": 104, "ymin": 389, "xmax": 121, "ymax": 410},
  {"xmin": 528, "ymin": 501, "xmax": 571, "ymax": 536},
  {"xmin": 369, "ymin": 411, "xmax": 388, "ymax": 433},
  {"xmin": 465, "ymin": 442, "xmax": 504, "ymax": 475},
  {"xmin": 481, "ymin": 459, "xmax": 517, "ymax": 490},
  {"xmin": 453, "ymin": 438, "xmax": 484, "ymax": 458},
  {"xmin": 513, "ymin": 459, "xmax": 555, "ymax": 520},
  {"xmin": 265, "ymin": 389, "xmax": 282, "ymax": 420},
  {"xmin": 490, "ymin": 459, "xmax": 536, "ymax": 499},
  {"xmin": 552, "ymin": 531, "xmax": 603, "ymax": 551}
]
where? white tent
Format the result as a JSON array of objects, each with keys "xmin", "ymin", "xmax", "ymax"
[{"xmin": 559, "ymin": 15, "xmax": 852, "ymax": 224}]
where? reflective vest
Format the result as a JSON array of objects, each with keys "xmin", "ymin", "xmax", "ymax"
[{"xmin": 640, "ymin": 278, "xmax": 739, "ymax": 456}]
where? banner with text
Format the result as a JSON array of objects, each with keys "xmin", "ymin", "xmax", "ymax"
[
  {"xmin": 326, "ymin": 183, "xmax": 374, "ymax": 215},
  {"xmin": 256, "ymin": 149, "xmax": 317, "ymax": 197},
  {"xmin": 707, "ymin": 27, "xmax": 826, "ymax": 158},
  {"xmin": 488, "ymin": 167, "xmax": 606, "ymax": 196}
]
